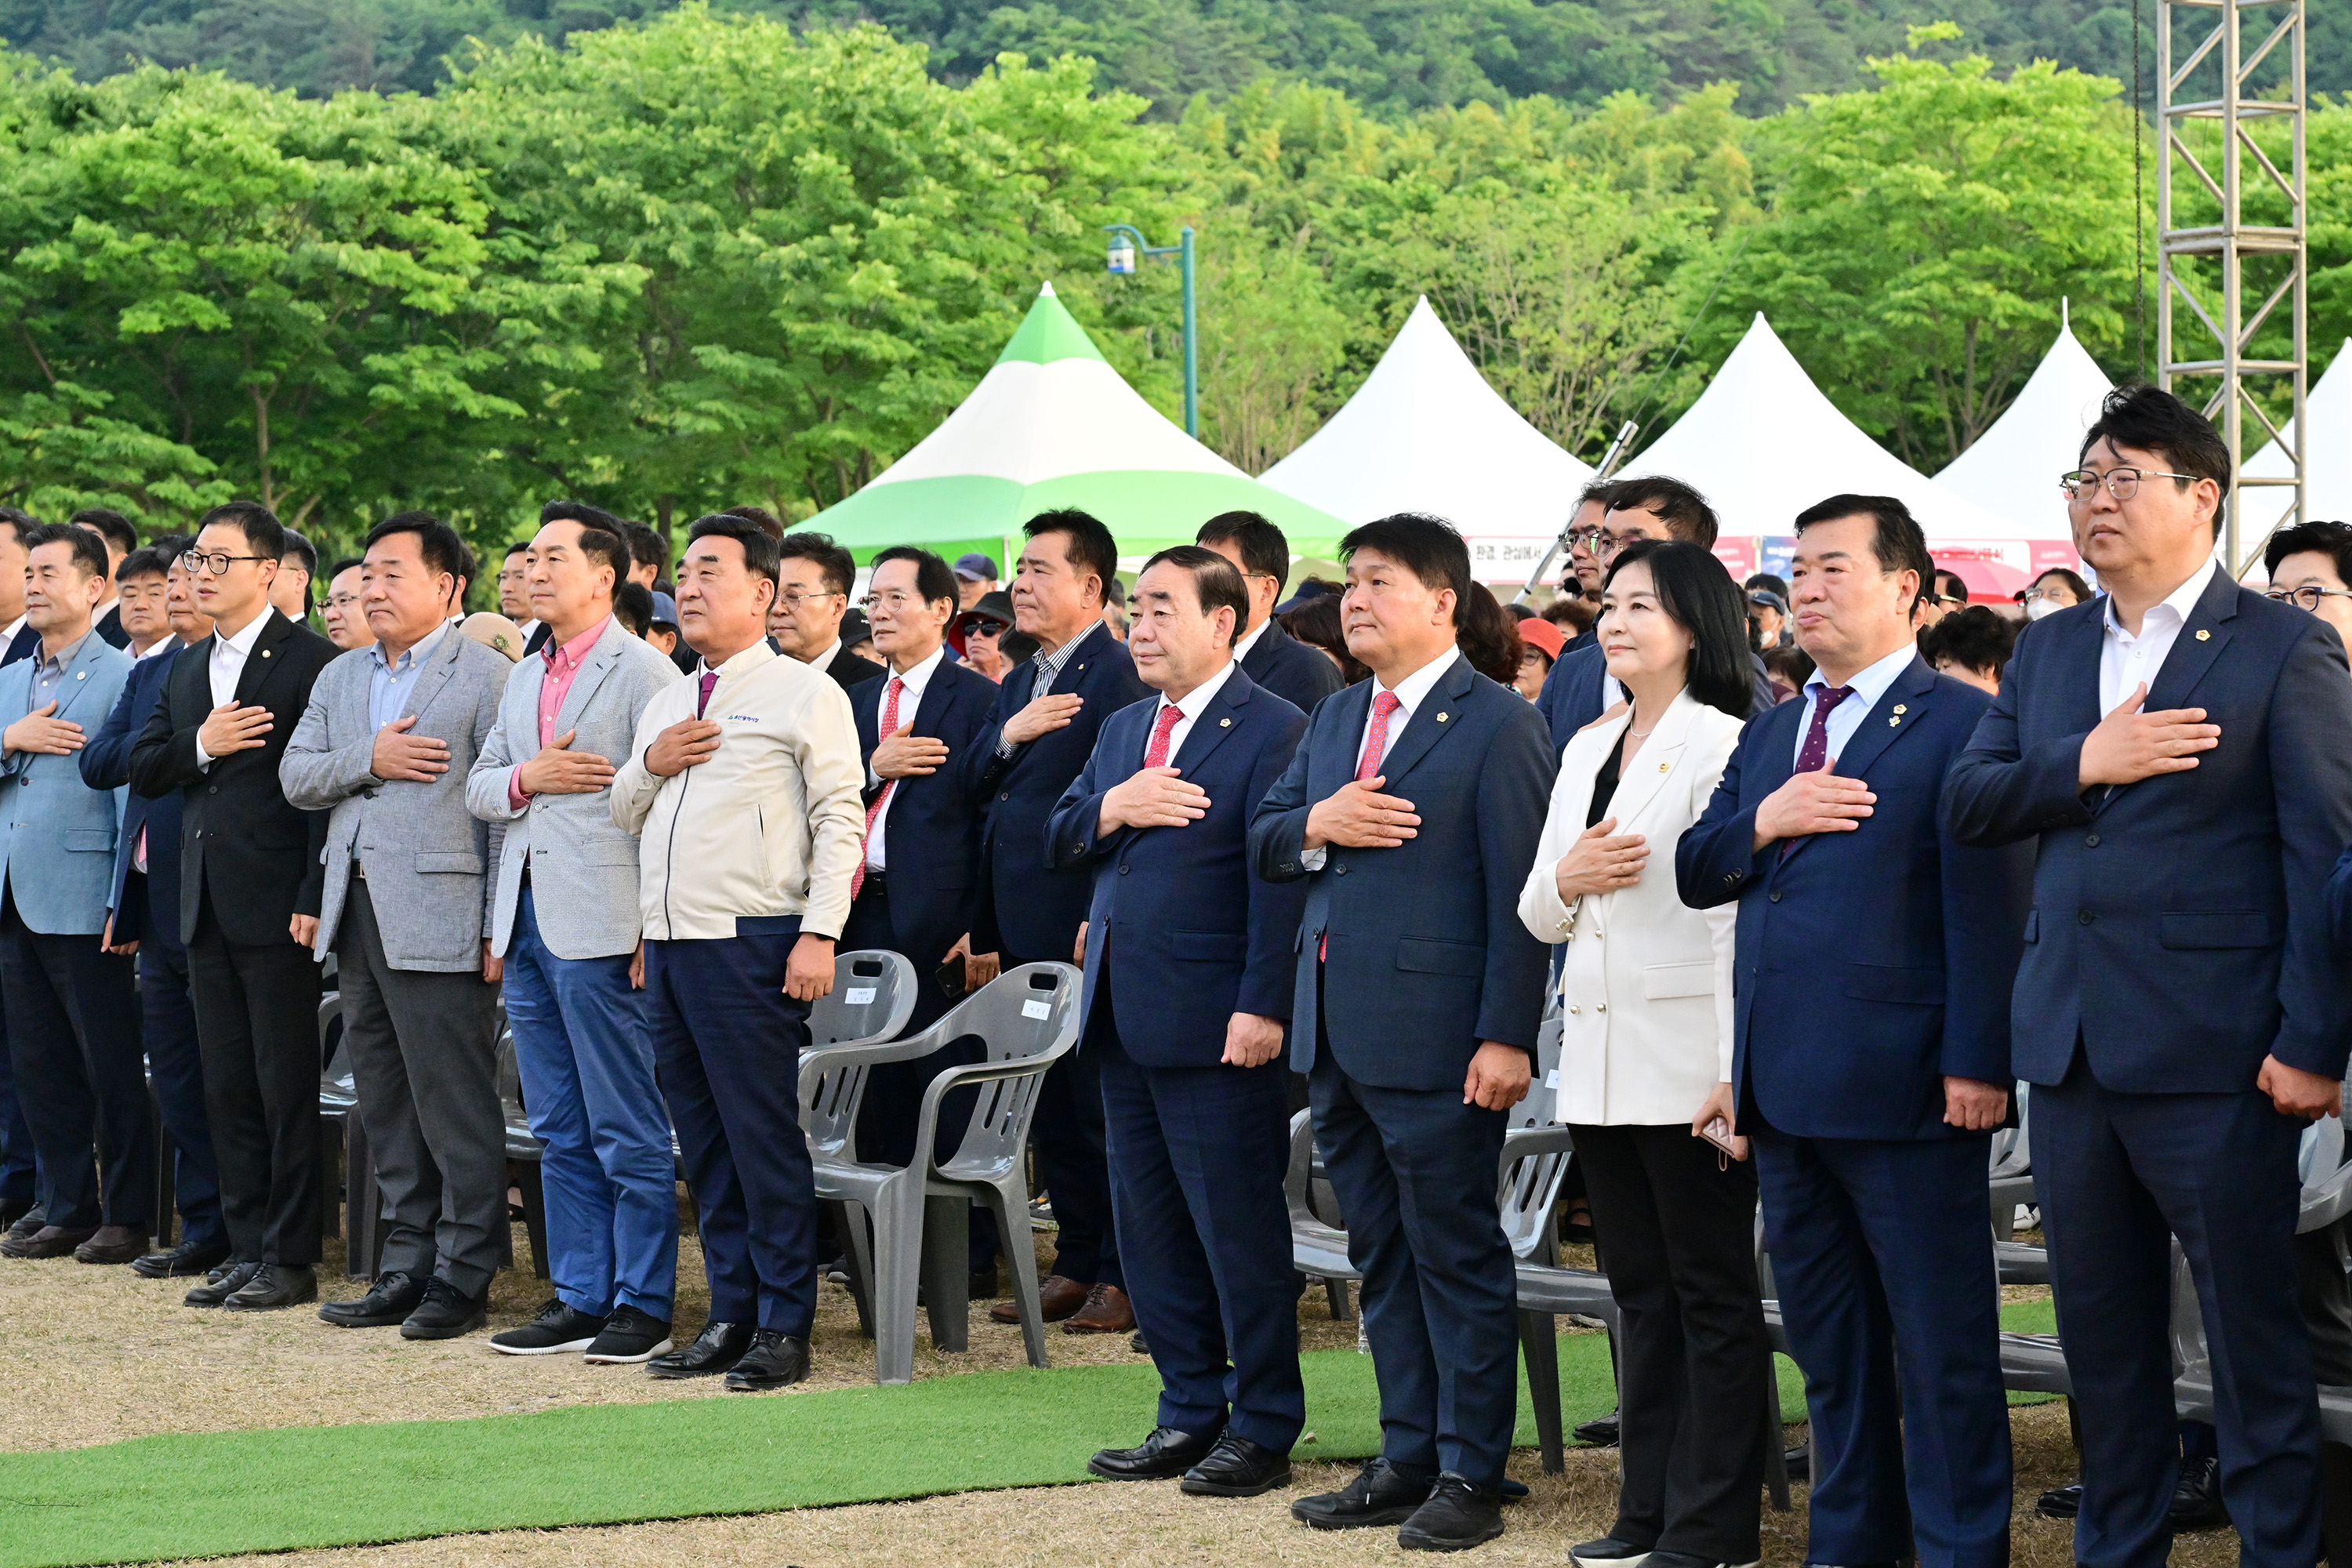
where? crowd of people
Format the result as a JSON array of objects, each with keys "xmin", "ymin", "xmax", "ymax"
[{"xmin": 1, "ymin": 381, "xmax": 2349, "ymax": 1563}]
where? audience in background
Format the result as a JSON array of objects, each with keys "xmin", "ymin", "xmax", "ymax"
[
  {"xmin": 771, "ymin": 532, "xmax": 881, "ymax": 694},
  {"xmin": 1277, "ymin": 591, "xmax": 1366, "ymax": 687},
  {"xmin": 274, "ymin": 529, "xmax": 318, "ymax": 622},
  {"xmin": 321, "ymin": 559, "xmax": 373, "ymax": 651},
  {"xmin": 622, "ymin": 523, "xmax": 670, "ymax": 596},
  {"xmin": 2021, "ymin": 566, "xmax": 2092, "ymax": 619},
  {"xmin": 496, "ymin": 542, "xmax": 532, "ymax": 622},
  {"xmin": 613, "ymin": 582, "xmax": 654, "ymax": 640},
  {"xmin": 1917, "ymin": 605, "xmax": 2019, "ymax": 694},
  {"xmin": 2264, "ymin": 519, "xmax": 2352, "ymax": 673},
  {"xmin": 1515, "ymin": 613, "xmax": 1563, "ymax": 700},
  {"xmin": 71, "ymin": 509, "xmax": 140, "ymax": 649},
  {"xmin": 956, "ymin": 590, "xmax": 1015, "ymax": 682},
  {"xmin": 1196, "ymin": 511, "xmax": 1345, "ymax": 716}
]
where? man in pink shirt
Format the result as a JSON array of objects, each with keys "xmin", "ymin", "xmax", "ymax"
[{"xmin": 465, "ymin": 503, "xmax": 684, "ymax": 1364}]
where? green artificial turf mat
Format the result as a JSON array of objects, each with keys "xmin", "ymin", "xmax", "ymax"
[{"xmin": 0, "ymin": 1304, "xmax": 2057, "ymax": 1567}]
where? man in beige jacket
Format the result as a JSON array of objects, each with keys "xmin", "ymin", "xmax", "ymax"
[{"xmin": 610, "ymin": 514, "xmax": 864, "ymax": 1392}]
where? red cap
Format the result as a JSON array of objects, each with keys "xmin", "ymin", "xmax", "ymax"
[{"xmin": 1518, "ymin": 615, "xmax": 1566, "ymax": 662}]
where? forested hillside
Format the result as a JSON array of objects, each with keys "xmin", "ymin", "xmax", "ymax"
[{"xmin": 4, "ymin": 0, "xmax": 2345, "ymax": 111}]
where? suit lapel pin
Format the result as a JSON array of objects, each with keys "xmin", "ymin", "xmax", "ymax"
[
  {"xmin": 261, "ymin": 649, "xmax": 272, "ymax": 659},
  {"xmin": 1219, "ymin": 717, "xmax": 1232, "ymax": 728},
  {"xmin": 74, "ymin": 671, "xmax": 85, "ymax": 680},
  {"xmin": 1889, "ymin": 716, "xmax": 1900, "ymax": 726},
  {"xmin": 1657, "ymin": 760, "xmax": 1668, "ymax": 771},
  {"xmin": 1436, "ymin": 712, "xmax": 1449, "ymax": 723},
  {"xmin": 1892, "ymin": 704, "xmax": 1907, "ymax": 714},
  {"xmin": 2195, "ymin": 629, "xmax": 2211, "ymax": 641}
]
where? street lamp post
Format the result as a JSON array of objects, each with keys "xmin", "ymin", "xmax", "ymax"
[{"xmin": 1104, "ymin": 223, "xmax": 1198, "ymax": 438}]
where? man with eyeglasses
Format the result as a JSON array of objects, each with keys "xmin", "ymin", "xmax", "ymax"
[
  {"xmin": 768, "ymin": 532, "xmax": 882, "ymax": 694},
  {"xmin": 1537, "ymin": 477, "xmax": 1777, "ymax": 752},
  {"xmin": 2263, "ymin": 520, "xmax": 2352, "ymax": 676},
  {"xmin": 1946, "ymin": 385, "xmax": 2352, "ymax": 1568},
  {"xmin": 1558, "ymin": 478, "xmax": 1621, "ymax": 652},
  {"xmin": 129, "ymin": 501, "xmax": 338, "ymax": 1312},
  {"xmin": 321, "ymin": 559, "xmax": 376, "ymax": 652},
  {"xmin": 1915, "ymin": 568, "xmax": 1971, "ymax": 628},
  {"xmin": 1196, "ymin": 510, "xmax": 1344, "ymax": 716},
  {"xmin": 841, "ymin": 547, "xmax": 1002, "ymax": 1277}
]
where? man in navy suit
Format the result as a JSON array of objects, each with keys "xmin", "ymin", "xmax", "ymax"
[
  {"xmin": 81, "ymin": 543, "xmax": 228, "ymax": 1278},
  {"xmin": 1678, "ymin": 495, "xmax": 2032, "ymax": 1568},
  {"xmin": 843, "ymin": 546, "xmax": 1000, "ymax": 1174},
  {"xmin": 1049, "ymin": 546, "xmax": 1309, "ymax": 1500},
  {"xmin": 1196, "ymin": 511, "xmax": 1345, "ymax": 716},
  {"xmin": 1250, "ymin": 513, "xmax": 1554, "ymax": 1552},
  {"xmin": 963, "ymin": 508, "xmax": 1152, "ymax": 1335},
  {"xmin": 1944, "ymin": 387, "xmax": 2352, "ymax": 1568},
  {"xmin": 1538, "ymin": 477, "xmax": 1775, "ymax": 750}
]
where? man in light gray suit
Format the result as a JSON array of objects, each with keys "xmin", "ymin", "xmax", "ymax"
[
  {"xmin": 467, "ymin": 509, "xmax": 684, "ymax": 1365},
  {"xmin": 0, "ymin": 524, "xmax": 147, "ymax": 1262},
  {"xmin": 281, "ymin": 513, "xmax": 510, "ymax": 1341}
]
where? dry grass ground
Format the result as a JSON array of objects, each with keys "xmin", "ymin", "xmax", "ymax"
[{"xmin": 0, "ymin": 1214, "xmax": 2247, "ymax": 1568}]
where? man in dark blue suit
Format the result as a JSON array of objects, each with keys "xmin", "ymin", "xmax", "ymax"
[
  {"xmin": 1196, "ymin": 510, "xmax": 1345, "ymax": 716},
  {"xmin": 962, "ymin": 508, "xmax": 1152, "ymax": 1334},
  {"xmin": 1048, "ymin": 546, "xmax": 1309, "ymax": 1499},
  {"xmin": 1537, "ymin": 477, "xmax": 1776, "ymax": 751},
  {"xmin": 842, "ymin": 546, "xmax": 1000, "ymax": 1174},
  {"xmin": 1945, "ymin": 387, "xmax": 2352, "ymax": 1568},
  {"xmin": 1679, "ymin": 495, "xmax": 2032, "ymax": 1568},
  {"xmin": 1250, "ymin": 513, "xmax": 1554, "ymax": 1552},
  {"xmin": 80, "ymin": 543, "xmax": 229, "ymax": 1279}
]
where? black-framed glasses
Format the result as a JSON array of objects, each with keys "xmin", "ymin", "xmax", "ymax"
[
  {"xmin": 2264, "ymin": 586, "xmax": 2352, "ymax": 613},
  {"xmin": 958, "ymin": 617, "xmax": 1006, "ymax": 638},
  {"xmin": 185, "ymin": 550, "xmax": 270, "ymax": 576},
  {"xmin": 2060, "ymin": 466, "xmax": 2201, "ymax": 501}
]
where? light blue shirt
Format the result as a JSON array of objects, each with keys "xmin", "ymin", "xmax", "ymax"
[
  {"xmin": 368, "ymin": 620, "xmax": 448, "ymax": 735},
  {"xmin": 1792, "ymin": 639, "xmax": 1918, "ymax": 768}
]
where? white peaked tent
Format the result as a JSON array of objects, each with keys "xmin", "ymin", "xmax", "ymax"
[
  {"xmin": 1260, "ymin": 296, "xmax": 1595, "ymax": 583},
  {"xmin": 1936, "ymin": 312, "xmax": 2114, "ymax": 541},
  {"xmin": 2245, "ymin": 339, "xmax": 2352, "ymax": 535},
  {"xmin": 1616, "ymin": 314, "xmax": 2032, "ymax": 578}
]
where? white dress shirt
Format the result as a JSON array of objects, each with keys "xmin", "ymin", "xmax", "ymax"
[
  {"xmin": 1791, "ymin": 638, "xmax": 1918, "ymax": 768},
  {"xmin": 863, "ymin": 644, "xmax": 947, "ymax": 871},
  {"xmin": 1144, "ymin": 658, "xmax": 1238, "ymax": 764},
  {"xmin": 2100, "ymin": 557, "xmax": 2217, "ymax": 714},
  {"xmin": 194, "ymin": 605, "xmax": 278, "ymax": 768},
  {"xmin": 1303, "ymin": 646, "xmax": 1460, "ymax": 870},
  {"xmin": 1234, "ymin": 618, "xmax": 1270, "ymax": 665}
]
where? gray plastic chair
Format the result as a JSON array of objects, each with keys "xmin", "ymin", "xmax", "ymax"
[
  {"xmin": 800, "ymin": 961, "xmax": 1082, "ymax": 1385},
  {"xmin": 799, "ymin": 950, "xmax": 921, "ymax": 1174},
  {"xmin": 1987, "ymin": 1083, "xmax": 2034, "ymax": 1238}
]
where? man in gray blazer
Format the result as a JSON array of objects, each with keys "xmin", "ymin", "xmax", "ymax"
[
  {"xmin": 0, "ymin": 525, "xmax": 147, "ymax": 1262},
  {"xmin": 281, "ymin": 513, "xmax": 510, "ymax": 1341},
  {"xmin": 467, "ymin": 511, "xmax": 684, "ymax": 1365}
]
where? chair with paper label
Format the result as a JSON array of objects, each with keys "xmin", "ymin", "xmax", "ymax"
[
  {"xmin": 796, "ymin": 950, "xmax": 918, "ymax": 1332},
  {"xmin": 799, "ymin": 962, "xmax": 1081, "ymax": 1385}
]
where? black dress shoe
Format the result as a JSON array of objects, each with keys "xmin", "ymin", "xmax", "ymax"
[
  {"xmin": 1292, "ymin": 1456, "xmax": 1437, "ymax": 1529},
  {"xmin": 400, "ymin": 1277, "xmax": 488, "ymax": 1340},
  {"xmin": 1089, "ymin": 1424, "xmax": 1224, "ymax": 1480},
  {"xmin": 1575, "ymin": 1410, "xmax": 1622, "ymax": 1447},
  {"xmin": 2, "ymin": 1224, "xmax": 97, "ymax": 1259},
  {"xmin": 2033, "ymin": 1482, "xmax": 2080, "ymax": 1521},
  {"xmin": 1572, "ymin": 1538, "xmax": 1654, "ymax": 1568},
  {"xmin": 1181, "ymin": 1433, "xmax": 1292, "ymax": 1497},
  {"xmin": 2172, "ymin": 1455, "xmax": 2229, "ymax": 1530},
  {"xmin": 186, "ymin": 1261, "xmax": 259, "ymax": 1307},
  {"xmin": 1397, "ymin": 1473, "xmax": 1505, "ymax": 1552},
  {"xmin": 1783, "ymin": 1440, "xmax": 1810, "ymax": 1480},
  {"xmin": 319, "ymin": 1270, "xmax": 427, "ymax": 1328},
  {"xmin": 648, "ymin": 1320, "xmax": 754, "ymax": 1380},
  {"xmin": 724, "ymin": 1329, "xmax": 810, "ymax": 1391},
  {"xmin": 75, "ymin": 1225, "xmax": 150, "ymax": 1264},
  {"xmin": 224, "ymin": 1263, "xmax": 318, "ymax": 1312},
  {"xmin": 132, "ymin": 1239, "xmax": 231, "ymax": 1279}
]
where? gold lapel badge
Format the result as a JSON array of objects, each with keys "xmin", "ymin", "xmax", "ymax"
[
  {"xmin": 1436, "ymin": 712, "xmax": 1450, "ymax": 723},
  {"xmin": 2196, "ymin": 629, "xmax": 2212, "ymax": 641}
]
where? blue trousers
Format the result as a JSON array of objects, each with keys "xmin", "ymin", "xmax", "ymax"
[
  {"xmin": 1751, "ymin": 1125, "xmax": 2011, "ymax": 1568},
  {"xmin": 646, "ymin": 921, "xmax": 817, "ymax": 1337},
  {"xmin": 504, "ymin": 890, "xmax": 678, "ymax": 1320},
  {"xmin": 1100, "ymin": 1030, "xmax": 1304, "ymax": 1454},
  {"xmin": 1309, "ymin": 1051, "xmax": 1517, "ymax": 1485},
  {"xmin": 0, "ymin": 1002, "xmax": 34, "ymax": 1213},
  {"xmin": 2034, "ymin": 1057, "xmax": 2319, "ymax": 1568},
  {"xmin": 140, "ymin": 934, "xmax": 223, "ymax": 1250}
]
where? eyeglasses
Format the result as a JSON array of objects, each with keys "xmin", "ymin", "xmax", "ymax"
[
  {"xmin": 958, "ymin": 618, "xmax": 1005, "ymax": 638},
  {"xmin": 2060, "ymin": 467, "xmax": 2201, "ymax": 501},
  {"xmin": 2264, "ymin": 586, "xmax": 2352, "ymax": 613},
  {"xmin": 858, "ymin": 590, "xmax": 927, "ymax": 613},
  {"xmin": 1932, "ymin": 593, "xmax": 1968, "ymax": 608},
  {"xmin": 1573, "ymin": 528, "xmax": 1648, "ymax": 556},
  {"xmin": 2020, "ymin": 587, "xmax": 2075, "ymax": 606},
  {"xmin": 185, "ymin": 550, "xmax": 270, "ymax": 576},
  {"xmin": 772, "ymin": 590, "xmax": 844, "ymax": 614}
]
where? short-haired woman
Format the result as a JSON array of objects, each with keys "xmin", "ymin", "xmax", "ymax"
[{"xmin": 1518, "ymin": 539, "xmax": 1773, "ymax": 1568}]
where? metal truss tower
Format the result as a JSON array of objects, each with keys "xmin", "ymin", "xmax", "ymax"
[{"xmin": 2157, "ymin": 0, "xmax": 2308, "ymax": 575}]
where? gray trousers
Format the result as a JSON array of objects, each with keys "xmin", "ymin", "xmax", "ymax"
[{"xmin": 337, "ymin": 881, "xmax": 504, "ymax": 1295}]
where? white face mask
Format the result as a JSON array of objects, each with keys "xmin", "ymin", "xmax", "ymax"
[{"xmin": 2025, "ymin": 596, "xmax": 2063, "ymax": 621}]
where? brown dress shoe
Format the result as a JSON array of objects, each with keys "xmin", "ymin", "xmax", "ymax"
[
  {"xmin": 1063, "ymin": 1282, "xmax": 1136, "ymax": 1334},
  {"xmin": 991, "ymin": 1273, "xmax": 1090, "ymax": 1324},
  {"xmin": 75, "ymin": 1225, "xmax": 149, "ymax": 1265},
  {"xmin": 1, "ymin": 1225, "xmax": 98, "ymax": 1260}
]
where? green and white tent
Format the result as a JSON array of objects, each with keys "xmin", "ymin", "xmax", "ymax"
[{"xmin": 807, "ymin": 282, "xmax": 1347, "ymax": 569}]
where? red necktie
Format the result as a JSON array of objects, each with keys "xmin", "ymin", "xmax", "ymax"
[
  {"xmin": 1323, "ymin": 690, "xmax": 1404, "ymax": 960},
  {"xmin": 1142, "ymin": 702, "xmax": 1182, "ymax": 769},
  {"xmin": 695, "ymin": 670, "xmax": 719, "ymax": 719},
  {"xmin": 1781, "ymin": 684, "xmax": 1853, "ymax": 861},
  {"xmin": 851, "ymin": 675, "xmax": 904, "ymax": 900}
]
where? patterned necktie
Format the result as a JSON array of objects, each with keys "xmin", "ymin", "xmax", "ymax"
[
  {"xmin": 851, "ymin": 676, "xmax": 905, "ymax": 900},
  {"xmin": 1795, "ymin": 685, "xmax": 1853, "ymax": 774},
  {"xmin": 1142, "ymin": 702, "xmax": 1183, "ymax": 770},
  {"xmin": 1324, "ymin": 690, "xmax": 1406, "ymax": 960},
  {"xmin": 695, "ymin": 669, "xmax": 719, "ymax": 719}
]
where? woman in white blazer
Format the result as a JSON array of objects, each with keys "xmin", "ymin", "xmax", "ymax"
[{"xmin": 1518, "ymin": 539, "xmax": 1773, "ymax": 1568}]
